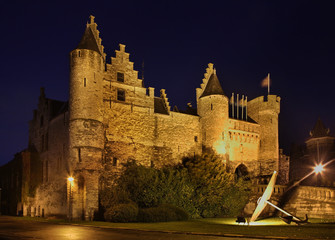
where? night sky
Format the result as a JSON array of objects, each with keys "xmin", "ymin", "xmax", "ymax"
[{"xmin": 1, "ymin": 1, "xmax": 335, "ymax": 166}]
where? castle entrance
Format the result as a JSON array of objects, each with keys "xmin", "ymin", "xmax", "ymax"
[{"xmin": 235, "ymin": 164, "xmax": 249, "ymax": 180}]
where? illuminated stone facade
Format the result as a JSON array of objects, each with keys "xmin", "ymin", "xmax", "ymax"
[{"xmin": 18, "ymin": 16, "xmax": 284, "ymax": 219}]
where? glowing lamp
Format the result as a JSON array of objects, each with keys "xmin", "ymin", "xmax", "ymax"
[
  {"xmin": 314, "ymin": 164, "xmax": 324, "ymax": 174},
  {"xmin": 68, "ymin": 177, "xmax": 74, "ymax": 182}
]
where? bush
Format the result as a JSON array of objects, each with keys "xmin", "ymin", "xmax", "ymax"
[
  {"xmin": 104, "ymin": 203, "xmax": 138, "ymax": 222},
  {"xmin": 137, "ymin": 204, "xmax": 188, "ymax": 222}
]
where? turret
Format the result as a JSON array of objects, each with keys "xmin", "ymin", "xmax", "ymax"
[
  {"xmin": 197, "ymin": 64, "xmax": 229, "ymax": 156},
  {"xmin": 248, "ymin": 95, "xmax": 280, "ymax": 173},
  {"xmin": 68, "ymin": 15, "xmax": 105, "ymax": 220}
]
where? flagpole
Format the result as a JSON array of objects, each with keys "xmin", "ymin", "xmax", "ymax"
[
  {"xmin": 237, "ymin": 94, "xmax": 239, "ymax": 120},
  {"xmin": 268, "ymin": 73, "xmax": 270, "ymax": 95},
  {"xmin": 245, "ymin": 96, "xmax": 248, "ymax": 121},
  {"xmin": 241, "ymin": 95, "xmax": 244, "ymax": 120},
  {"xmin": 232, "ymin": 93, "xmax": 234, "ymax": 119}
]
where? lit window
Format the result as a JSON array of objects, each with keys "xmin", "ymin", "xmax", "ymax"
[
  {"xmin": 117, "ymin": 72, "xmax": 124, "ymax": 82},
  {"xmin": 117, "ymin": 89, "xmax": 125, "ymax": 101}
]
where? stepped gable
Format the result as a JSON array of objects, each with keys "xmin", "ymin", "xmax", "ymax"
[
  {"xmin": 154, "ymin": 97, "xmax": 169, "ymax": 115},
  {"xmin": 76, "ymin": 15, "xmax": 105, "ymax": 59},
  {"xmin": 309, "ymin": 118, "xmax": 330, "ymax": 138}
]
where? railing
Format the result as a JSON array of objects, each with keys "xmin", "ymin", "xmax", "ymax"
[
  {"xmin": 252, "ymin": 185, "xmax": 287, "ymax": 196},
  {"xmin": 252, "ymin": 184, "xmax": 335, "ymax": 202},
  {"xmin": 296, "ymin": 186, "xmax": 335, "ymax": 202}
]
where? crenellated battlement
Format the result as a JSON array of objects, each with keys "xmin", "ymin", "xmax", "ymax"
[{"xmin": 248, "ymin": 95, "xmax": 281, "ymax": 116}]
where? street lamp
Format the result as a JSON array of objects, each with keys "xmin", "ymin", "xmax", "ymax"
[
  {"xmin": 314, "ymin": 163, "xmax": 325, "ymax": 187},
  {"xmin": 314, "ymin": 163, "xmax": 324, "ymax": 174},
  {"xmin": 68, "ymin": 177, "xmax": 74, "ymax": 220}
]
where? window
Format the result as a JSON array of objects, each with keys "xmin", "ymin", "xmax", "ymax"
[
  {"xmin": 117, "ymin": 72, "xmax": 124, "ymax": 82},
  {"xmin": 40, "ymin": 116, "xmax": 44, "ymax": 127},
  {"xmin": 84, "ymin": 78, "xmax": 87, "ymax": 87},
  {"xmin": 78, "ymin": 148, "xmax": 81, "ymax": 162},
  {"xmin": 194, "ymin": 136, "xmax": 198, "ymax": 142},
  {"xmin": 117, "ymin": 89, "xmax": 125, "ymax": 101},
  {"xmin": 112, "ymin": 157, "xmax": 118, "ymax": 166}
]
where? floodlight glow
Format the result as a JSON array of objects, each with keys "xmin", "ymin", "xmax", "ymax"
[
  {"xmin": 314, "ymin": 164, "xmax": 324, "ymax": 174},
  {"xmin": 68, "ymin": 177, "xmax": 74, "ymax": 182}
]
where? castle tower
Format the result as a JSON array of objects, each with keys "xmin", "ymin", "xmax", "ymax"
[
  {"xmin": 68, "ymin": 16, "xmax": 105, "ymax": 220},
  {"xmin": 197, "ymin": 64, "xmax": 229, "ymax": 158},
  {"xmin": 248, "ymin": 95, "xmax": 281, "ymax": 175}
]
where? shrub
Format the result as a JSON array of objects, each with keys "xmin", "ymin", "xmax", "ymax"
[
  {"xmin": 104, "ymin": 203, "xmax": 138, "ymax": 222},
  {"xmin": 137, "ymin": 204, "xmax": 188, "ymax": 222}
]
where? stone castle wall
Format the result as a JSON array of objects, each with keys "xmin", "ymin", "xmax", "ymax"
[
  {"xmin": 104, "ymin": 100, "xmax": 202, "ymax": 168},
  {"xmin": 25, "ymin": 109, "xmax": 69, "ymax": 218},
  {"xmin": 284, "ymin": 186, "xmax": 335, "ymax": 219},
  {"xmin": 17, "ymin": 17, "xmax": 283, "ymax": 220},
  {"xmin": 248, "ymin": 95, "xmax": 280, "ymax": 175},
  {"xmin": 226, "ymin": 118, "xmax": 260, "ymax": 173}
]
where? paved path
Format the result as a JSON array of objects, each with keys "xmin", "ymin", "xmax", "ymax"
[{"xmin": 0, "ymin": 216, "xmax": 271, "ymax": 240}]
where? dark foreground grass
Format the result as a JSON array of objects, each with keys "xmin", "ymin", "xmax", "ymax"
[{"xmin": 16, "ymin": 216, "xmax": 335, "ymax": 239}]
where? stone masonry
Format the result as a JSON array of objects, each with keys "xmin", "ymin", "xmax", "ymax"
[{"xmin": 20, "ymin": 16, "xmax": 283, "ymax": 220}]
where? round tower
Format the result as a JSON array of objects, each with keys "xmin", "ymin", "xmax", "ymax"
[
  {"xmin": 248, "ymin": 95, "xmax": 281, "ymax": 174},
  {"xmin": 68, "ymin": 16, "xmax": 105, "ymax": 220},
  {"xmin": 197, "ymin": 65, "xmax": 229, "ymax": 157}
]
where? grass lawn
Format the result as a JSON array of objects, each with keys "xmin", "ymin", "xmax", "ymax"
[{"xmin": 17, "ymin": 216, "xmax": 335, "ymax": 239}]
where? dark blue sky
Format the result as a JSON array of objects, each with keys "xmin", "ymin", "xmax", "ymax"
[{"xmin": 1, "ymin": 0, "xmax": 335, "ymax": 166}]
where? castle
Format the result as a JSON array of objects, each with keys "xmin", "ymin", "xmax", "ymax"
[{"xmin": 0, "ymin": 16, "xmax": 288, "ymax": 219}]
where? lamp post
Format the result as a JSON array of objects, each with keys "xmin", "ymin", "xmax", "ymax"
[
  {"xmin": 68, "ymin": 177, "xmax": 74, "ymax": 221},
  {"xmin": 314, "ymin": 163, "xmax": 324, "ymax": 187}
]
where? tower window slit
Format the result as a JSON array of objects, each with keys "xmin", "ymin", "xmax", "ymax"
[
  {"xmin": 112, "ymin": 157, "xmax": 118, "ymax": 166},
  {"xmin": 84, "ymin": 78, "xmax": 86, "ymax": 87},
  {"xmin": 78, "ymin": 148, "xmax": 81, "ymax": 162}
]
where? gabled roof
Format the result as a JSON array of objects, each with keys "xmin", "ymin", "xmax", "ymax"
[
  {"xmin": 76, "ymin": 26, "xmax": 101, "ymax": 54},
  {"xmin": 200, "ymin": 73, "xmax": 225, "ymax": 98},
  {"xmin": 310, "ymin": 118, "xmax": 330, "ymax": 138}
]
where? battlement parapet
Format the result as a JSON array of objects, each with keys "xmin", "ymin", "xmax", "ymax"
[{"xmin": 248, "ymin": 95, "xmax": 280, "ymax": 115}]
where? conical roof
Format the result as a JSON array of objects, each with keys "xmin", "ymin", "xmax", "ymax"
[
  {"xmin": 310, "ymin": 118, "xmax": 329, "ymax": 138},
  {"xmin": 200, "ymin": 72, "xmax": 225, "ymax": 98},
  {"xmin": 76, "ymin": 26, "xmax": 101, "ymax": 54}
]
